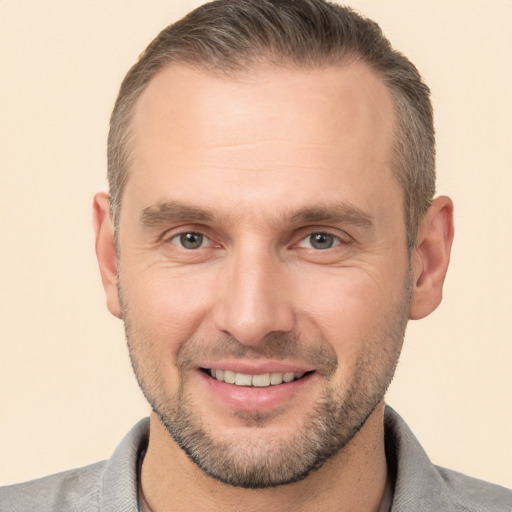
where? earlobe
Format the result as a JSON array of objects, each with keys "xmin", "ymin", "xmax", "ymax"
[
  {"xmin": 409, "ymin": 196, "xmax": 454, "ymax": 320},
  {"xmin": 93, "ymin": 192, "xmax": 122, "ymax": 319}
]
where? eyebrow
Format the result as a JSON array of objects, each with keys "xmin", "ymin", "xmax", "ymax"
[
  {"xmin": 141, "ymin": 202, "xmax": 216, "ymax": 227},
  {"xmin": 289, "ymin": 204, "xmax": 374, "ymax": 228},
  {"xmin": 140, "ymin": 201, "xmax": 374, "ymax": 229}
]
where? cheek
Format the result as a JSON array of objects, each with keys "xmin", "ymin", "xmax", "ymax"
[
  {"xmin": 295, "ymin": 267, "xmax": 391, "ymax": 322},
  {"xmin": 121, "ymin": 266, "xmax": 217, "ymax": 353},
  {"xmin": 293, "ymin": 266, "xmax": 407, "ymax": 356},
  {"xmin": 122, "ymin": 270, "xmax": 218, "ymax": 396}
]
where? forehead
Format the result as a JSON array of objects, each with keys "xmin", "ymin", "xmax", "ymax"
[
  {"xmin": 131, "ymin": 61, "xmax": 395, "ymax": 154},
  {"xmin": 123, "ymin": 62, "xmax": 398, "ymax": 226}
]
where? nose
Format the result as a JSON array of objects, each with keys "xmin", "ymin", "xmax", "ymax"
[{"xmin": 213, "ymin": 246, "xmax": 295, "ymax": 346}]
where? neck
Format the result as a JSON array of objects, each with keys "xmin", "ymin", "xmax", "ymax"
[{"xmin": 141, "ymin": 402, "xmax": 389, "ymax": 512}]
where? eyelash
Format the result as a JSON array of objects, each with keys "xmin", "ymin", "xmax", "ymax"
[
  {"xmin": 297, "ymin": 232, "xmax": 345, "ymax": 250},
  {"xmin": 165, "ymin": 229, "xmax": 349, "ymax": 251},
  {"xmin": 169, "ymin": 232, "xmax": 212, "ymax": 250}
]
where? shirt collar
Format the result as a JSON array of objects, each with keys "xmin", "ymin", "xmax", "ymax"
[
  {"xmin": 98, "ymin": 418, "xmax": 149, "ymax": 512},
  {"xmin": 95, "ymin": 407, "xmax": 459, "ymax": 511}
]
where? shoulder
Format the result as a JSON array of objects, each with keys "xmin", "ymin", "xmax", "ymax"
[
  {"xmin": 0, "ymin": 418, "xmax": 149, "ymax": 511},
  {"xmin": 434, "ymin": 466, "xmax": 512, "ymax": 512},
  {"xmin": 385, "ymin": 406, "xmax": 512, "ymax": 512},
  {"xmin": 0, "ymin": 460, "xmax": 106, "ymax": 512}
]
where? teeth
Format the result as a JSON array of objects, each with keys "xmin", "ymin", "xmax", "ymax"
[
  {"xmin": 270, "ymin": 372, "xmax": 284, "ymax": 385},
  {"xmin": 282, "ymin": 372, "xmax": 295, "ymax": 383},
  {"xmin": 235, "ymin": 372, "xmax": 252, "ymax": 386},
  {"xmin": 223, "ymin": 370, "xmax": 236, "ymax": 384},
  {"xmin": 208, "ymin": 369, "xmax": 306, "ymax": 387},
  {"xmin": 252, "ymin": 374, "xmax": 271, "ymax": 387}
]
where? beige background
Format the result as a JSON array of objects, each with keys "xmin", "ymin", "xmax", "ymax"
[{"xmin": 1, "ymin": 0, "xmax": 511, "ymax": 489}]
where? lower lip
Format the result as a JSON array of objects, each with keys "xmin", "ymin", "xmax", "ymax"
[{"xmin": 199, "ymin": 370, "xmax": 315, "ymax": 412}]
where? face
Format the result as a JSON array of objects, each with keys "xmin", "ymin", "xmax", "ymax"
[{"xmin": 117, "ymin": 63, "xmax": 411, "ymax": 488}]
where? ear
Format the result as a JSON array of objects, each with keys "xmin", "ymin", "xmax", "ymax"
[
  {"xmin": 409, "ymin": 196, "xmax": 454, "ymax": 320},
  {"xmin": 92, "ymin": 192, "xmax": 122, "ymax": 319}
]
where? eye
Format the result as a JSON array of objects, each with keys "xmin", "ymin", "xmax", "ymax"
[
  {"xmin": 171, "ymin": 232, "xmax": 208, "ymax": 250},
  {"xmin": 297, "ymin": 232, "xmax": 341, "ymax": 250}
]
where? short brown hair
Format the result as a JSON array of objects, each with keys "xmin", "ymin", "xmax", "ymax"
[{"xmin": 108, "ymin": 0, "xmax": 435, "ymax": 248}]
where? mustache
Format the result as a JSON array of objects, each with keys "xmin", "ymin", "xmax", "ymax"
[{"xmin": 176, "ymin": 331, "xmax": 338, "ymax": 378}]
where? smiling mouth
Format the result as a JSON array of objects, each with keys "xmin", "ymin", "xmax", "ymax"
[{"xmin": 202, "ymin": 368, "xmax": 313, "ymax": 387}]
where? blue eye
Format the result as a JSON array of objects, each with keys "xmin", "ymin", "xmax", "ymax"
[
  {"xmin": 174, "ymin": 232, "xmax": 206, "ymax": 249},
  {"xmin": 309, "ymin": 233, "xmax": 335, "ymax": 249},
  {"xmin": 298, "ymin": 232, "xmax": 340, "ymax": 250}
]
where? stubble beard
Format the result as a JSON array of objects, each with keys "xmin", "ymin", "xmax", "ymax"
[{"xmin": 121, "ymin": 276, "xmax": 411, "ymax": 489}]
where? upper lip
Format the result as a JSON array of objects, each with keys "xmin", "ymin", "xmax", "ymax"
[{"xmin": 197, "ymin": 360, "xmax": 314, "ymax": 375}]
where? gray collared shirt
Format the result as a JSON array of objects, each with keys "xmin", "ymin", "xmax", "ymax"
[{"xmin": 1, "ymin": 407, "xmax": 510, "ymax": 511}]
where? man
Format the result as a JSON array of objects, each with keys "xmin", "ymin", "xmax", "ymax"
[{"xmin": 1, "ymin": 0, "xmax": 510, "ymax": 510}]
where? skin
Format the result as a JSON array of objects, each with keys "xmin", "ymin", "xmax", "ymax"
[{"xmin": 94, "ymin": 62, "xmax": 453, "ymax": 511}]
